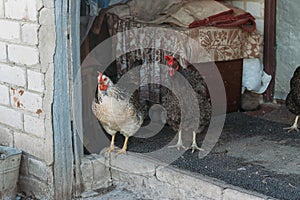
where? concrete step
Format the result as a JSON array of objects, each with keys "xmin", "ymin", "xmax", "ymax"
[{"xmin": 79, "ymin": 152, "xmax": 275, "ymax": 200}]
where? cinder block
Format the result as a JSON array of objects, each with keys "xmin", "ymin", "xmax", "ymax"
[
  {"xmin": 21, "ymin": 23, "xmax": 39, "ymax": 45},
  {"xmin": 24, "ymin": 114, "xmax": 45, "ymax": 138},
  {"xmin": 10, "ymin": 88, "xmax": 43, "ymax": 113},
  {"xmin": 0, "ymin": 64, "xmax": 26, "ymax": 86},
  {"xmin": 81, "ymin": 157, "xmax": 94, "ymax": 191},
  {"xmin": 0, "ymin": 105, "xmax": 23, "ymax": 129},
  {"xmin": 8, "ymin": 44, "xmax": 39, "ymax": 66},
  {"xmin": 4, "ymin": 0, "xmax": 41, "ymax": 21},
  {"xmin": 18, "ymin": 175, "xmax": 53, "ymax": 199},
  {"xmin": 0, "ymin": 84, "xmax": 10, "ymax": 105},
  {"xmin": 28, "ymin": 157, "xmax": 49, "ymax": 182},
  {"xmin": 27, "ymin": 70, "xmax": 44, "ymax": 93},
  {"xmin": 0, "ymin": 20, "xmax": 20, "ymax": 41}
]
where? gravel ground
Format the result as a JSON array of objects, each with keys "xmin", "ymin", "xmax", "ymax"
[{"xmin": 110, "ymin": 112, "xmax": 300, "ymax": 200}]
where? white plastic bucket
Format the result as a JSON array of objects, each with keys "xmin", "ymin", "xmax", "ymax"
[{"xmin": 0, "ymin": 146, "xmax": 22, "ymax": 200}]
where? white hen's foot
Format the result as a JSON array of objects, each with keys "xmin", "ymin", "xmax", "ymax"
[
  {"xmin": 188, "ymin": 131, "xmax": 204, "ymax": 153},
  {"xmin": 168, "ymin": 130, "xmax": 186, "ymax": 150},
  {"xmin": 115, "ymin": 136, "xmax": 129, "ymax": 158},
  {"xmin": 284, "ymin": 116, "xmax": 299, "ymax": 132}
]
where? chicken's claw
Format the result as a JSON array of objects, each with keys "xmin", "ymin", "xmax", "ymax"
[
  {"xmin": 115, "ymin": 149, "xmax": 127, "ymax": 157},
  {"xmin": 187, "ymin": 131, "xmax": 204, "ymax": 153},
  {"xmin": 168, "ymin": 143, "xmax": 186, "ymax": 151},
  {"xmin": 168, "ymin": 130, "xmax": 186, "ymax": 150},
  {"xmin": 284, "ymin": 116, "xmax": 299, "ymax": 132},
  {"xmin": 283, "ymin": 125, "xmax": 299, "ymax": 132},
  {"xmin": 188, "ymin": 144, "xmax": 204, "ymax": 153}
]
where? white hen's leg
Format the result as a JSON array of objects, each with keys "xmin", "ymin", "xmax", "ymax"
[
  {"xmin": 116, "ymin": 136, "xmax": 129, "ymax": 157},
  {"xmin": 168, "ymin": 130, "xmax": 186, "ymax": 150},
  {"xmin": 102, "ymin": 134, "xmax": 116, "ymax": 159},
  {"xmin": 188, "ymin": 131, "xmax": 204, "ymax": 153},
  {"xmin": 284, "ymin": 115, "xmax": 299, "ymax": 132}
]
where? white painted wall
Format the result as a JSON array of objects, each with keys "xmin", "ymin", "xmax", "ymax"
[{"xmin": 276, "ymin": 0, "xmax": 300, "ymax": 99}]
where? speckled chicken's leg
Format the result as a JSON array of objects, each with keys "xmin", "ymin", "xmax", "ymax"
[
  {"xmin": 116, "ymin": 136, "xmax": 129, "ymax": 156},
  {"xmin": 284, "ymin": 115, "xmax": 299, "ymax": 132},
  {"xmin": 168, "ymin": 130, "xmax": 186, "ymax": 150},
  {"xmin": 188, "ymin": 131, "xmax": 204, "ymax": 153}
]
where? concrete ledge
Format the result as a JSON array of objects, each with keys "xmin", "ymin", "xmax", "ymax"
[{"xmin": 80, "ymin": 152, "xmax": 275, "ymax": 200}]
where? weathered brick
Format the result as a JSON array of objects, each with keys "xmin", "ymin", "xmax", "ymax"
[
  {"xmin": 0, "ymin": 20, "xmax": 20, "ymax": 41},
  {"xmin": 14, "ymin": 131, "xmax": 47, "ymax": 160},
  {"xmin": 0, "ymin": 64, "xmax": 26, "ymax": 86},
  {"xmin": 21, "ymin": 23, "xmax": 39, "ymax": 45},
  {"xmin": 27, "ymin": 70, "xmax": 44, "ymax": 92},
  {"xmin": 4, "ymin": 0, "xmax": 41, "ymax": 21},
  {"xmin": 24, "ymin": 114, "xmax": 45, "ymax": 138},
  {"xmin": 0, "ymin": 42, "xmax": 6, "ymax": 61},
  {"xmin": 8, "ymin": 44, "xmax": 39, "ymax": 66},
  {"xmin": 0, "ymin": 126, "xmax": 13, "ymax": 146},
  {"xmin": 28, "ymin": 157, "xmax": 49, "ymax": 182},
  {"xmin": 0, "ymin": 84, "xmax": 9, "ymax": 105},
  {"xmin": 0, "ymin": 105, "xmax": 23, "ymax": 129},
  {"xmin": 10, "ymin": 88, "xmax": 43, "ymax": 113}
]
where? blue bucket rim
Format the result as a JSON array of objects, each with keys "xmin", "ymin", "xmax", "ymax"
[{"xmin": 0, "ymin": 146, "xmax": 22, "ymax": 159}]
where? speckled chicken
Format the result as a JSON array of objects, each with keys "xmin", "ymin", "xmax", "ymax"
[
  {"xmin": 284, "ymin": 66, "xmax": 300, "ymax": 132},
  {"xmin": 161, "ymin": 55, "xmax": 212, "ymax": 152},
  {"xmin": 92, "ymin": 72, "xmax": 144, "ymax": 156}
]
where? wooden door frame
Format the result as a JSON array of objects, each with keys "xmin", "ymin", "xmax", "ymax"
[
  {"xmin": 263, "ymin": 0, "xmax": 277, "ymax": 102},
  {"xmin": 53, "ymin": 0, "xmax": 83, "ymax": 199}
]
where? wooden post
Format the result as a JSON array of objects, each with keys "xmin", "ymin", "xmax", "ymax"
[
  {"xmin": 263, "ymin": 0, "xmax": 277, "ymax": 102},
  {"xmin": 53, "ymin": 0, "xmax": 73, "ymax": 199}
]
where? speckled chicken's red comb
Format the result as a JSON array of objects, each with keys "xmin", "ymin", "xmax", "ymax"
[{"xmin": 164, "ymin": 55, "xmax": 179, "ymax": 77}]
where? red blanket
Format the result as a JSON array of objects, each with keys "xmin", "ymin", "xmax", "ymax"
[{"xmin": 189, "ymin": 4, "xmax": 256, "ymax": 32}]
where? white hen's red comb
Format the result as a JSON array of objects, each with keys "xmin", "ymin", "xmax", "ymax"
[{"xmin": 98, "ymin": 72, "xmax": 103, "ymax": 83}]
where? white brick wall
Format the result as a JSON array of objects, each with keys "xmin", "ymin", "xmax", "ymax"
[
  {"xmin": 0, "ymin": 0, "xmax": 55, "ymax": 197},
  {"xmin": 24, "ymin": 114, "xmax": 45, "ymax": 138},
  {"xmin": 8, "ymin": 44, "xmax": 39, "ymax": 66},
  {"xmin": 0, "ymin": 105, "xmax": 23, "ymax": 129},
  {"xmin": 4, "ymin": 0, "xmax": 42, "ymax": 21},
  {"xmin": 0, "ymin": 0, "xmax": 4, "ymax": 18},
  {"xmin": 0, "ymin": 126, "xmax": 13, "ymax": 146},
  {"xmin": 22, "ymin": 23, "xmax": 39, "ymax": 45},
  {"xmin": 14, "ymin": 131, "xmax": 47, "ymax": 159},
  {"xmin": 0, "ymin": 84, "xmax": 10, "ymax": 105},
  {"xmin": 0, "ymin": 64, "xmax": 26, "ymax": 87},
  {"xmin": 10, "ymin": 88, "xmax": 43, "ymax": 113},
  {"xmin": 0, "ymin": 42, "xmax": 6, "ymax": 61},
  {"xmin": 0, "ymin": 20, "xmax": 20, "ymax": 41},
  {"xmin": 28, "ymin": 70, "xmax": 44, "ymax": 92}
]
